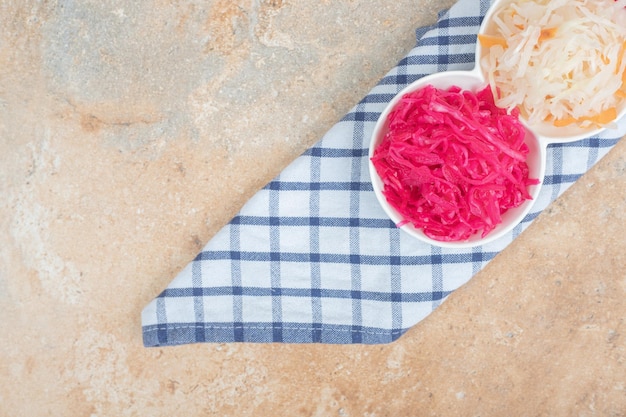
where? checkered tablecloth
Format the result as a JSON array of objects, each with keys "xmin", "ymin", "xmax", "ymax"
[{"xmin": 142, "ymin": 0, "xmax": 626, "ymax": 346}]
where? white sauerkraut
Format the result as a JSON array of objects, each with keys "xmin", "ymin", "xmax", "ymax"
[{"xmin": 480, "ymin": 0, "xmax": 626, "ymax": 128}]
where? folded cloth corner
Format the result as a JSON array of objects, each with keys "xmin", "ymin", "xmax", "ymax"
[{"xmin": 142, "ymin": 0, "xmax": 626, "ymax": 347}]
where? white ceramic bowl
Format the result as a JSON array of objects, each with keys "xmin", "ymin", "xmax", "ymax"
[{"xmin": 368, "ymin": 70, "xmax": 545, "ymax": 248}]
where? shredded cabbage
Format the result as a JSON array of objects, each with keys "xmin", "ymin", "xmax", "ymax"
[
  {"xmin": 480, "ymin": 0, "xmax": 626, "ymax": 128},
  {"xmin": 371, "ymin": 85, "xmax": 539, "ymax": 242}
]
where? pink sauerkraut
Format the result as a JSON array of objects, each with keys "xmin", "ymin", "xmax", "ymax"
[{"xmin": 371, "ymin": 84, "xmax": 539, "ymax": 242}]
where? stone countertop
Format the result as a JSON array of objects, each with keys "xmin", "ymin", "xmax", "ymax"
[{"xmin": 2, "ymin": 0, "xmax": 626, "ymax": 415}]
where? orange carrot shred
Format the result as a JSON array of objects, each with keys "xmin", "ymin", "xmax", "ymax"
[
  {"xmin": 477, "ymin": 34, "xmax": 508, "ymax": 48},
  {"xmin": 553, "ymin": 118, "xmax": 576, "ymax": 127},
  {"xmin": 538, "ymin": 27, "xmax": 557, "ymax": 43},
  {"xmin": 553, "ymin": 107, "xmax": 617, "ymax": 127},
  {"xmin": 594, "ymin": 107, "xmax": 618, "ymax": 124}
]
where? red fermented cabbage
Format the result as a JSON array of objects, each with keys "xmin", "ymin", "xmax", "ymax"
[{"xmin": 371, "ymin": 84, "xmax": 539, "ymax": 242}]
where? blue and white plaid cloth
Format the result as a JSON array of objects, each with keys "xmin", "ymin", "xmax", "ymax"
[{"xmin": 142, "ymin": 0, "xmax": 626, "ymax": 346}]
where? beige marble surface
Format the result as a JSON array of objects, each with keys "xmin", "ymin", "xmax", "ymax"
[{"xmin": 2, "ymin": 0, "xmax": 626, "ymax": 415}]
